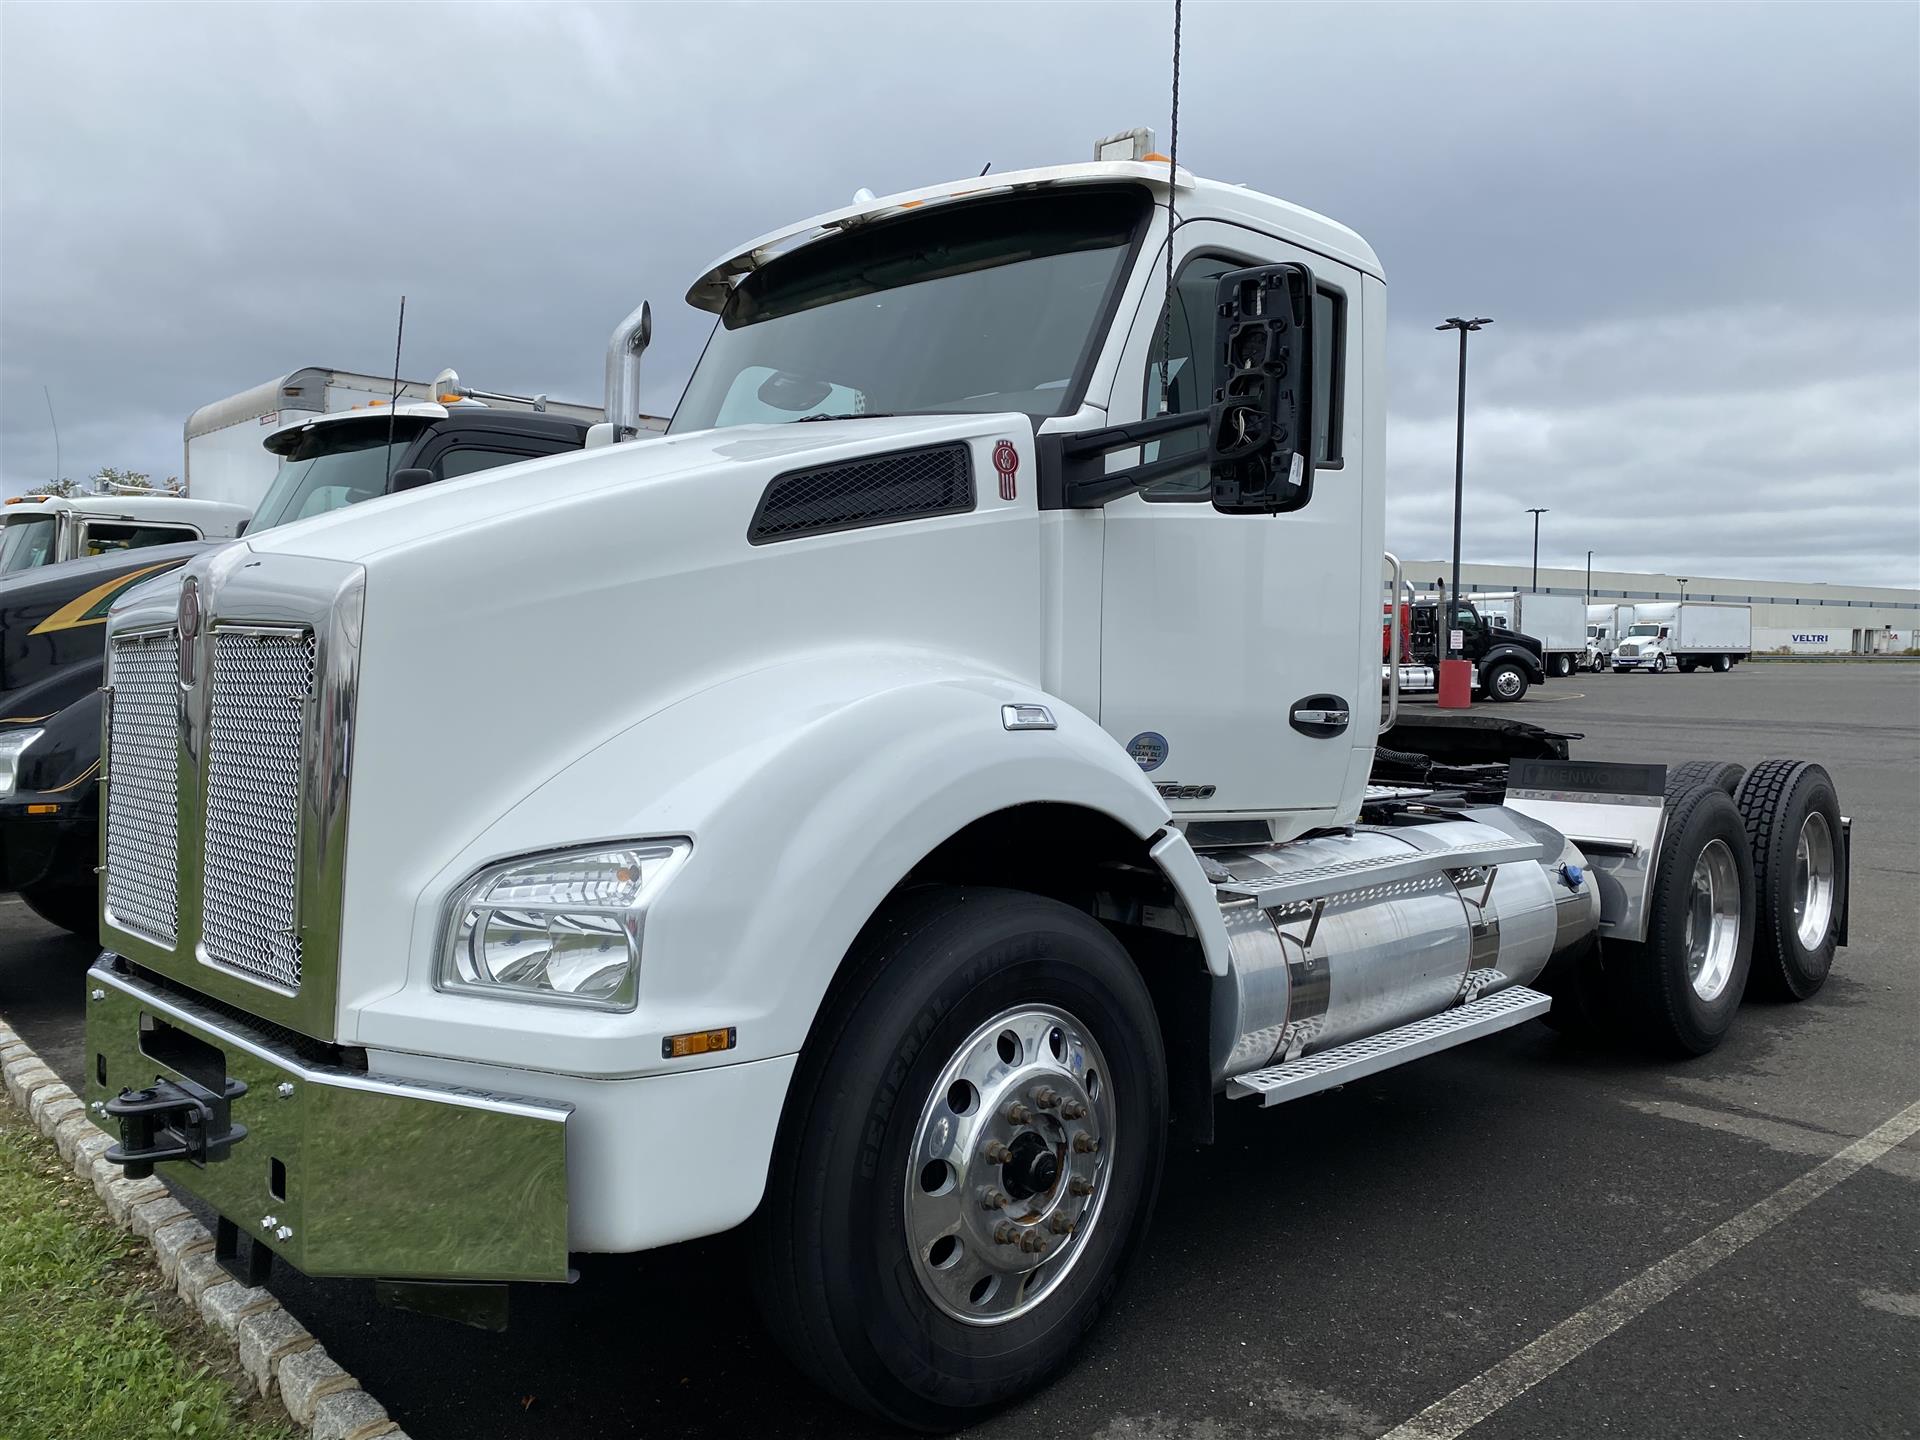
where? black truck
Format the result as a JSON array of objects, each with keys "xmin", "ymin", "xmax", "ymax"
[
  {"xmin": 1, "ymin": 404, "xmax": 596, "ymax": 933},
  {"xmin": 1388, "ymin": 595, "xmax": 1549, "ymax": 702}
]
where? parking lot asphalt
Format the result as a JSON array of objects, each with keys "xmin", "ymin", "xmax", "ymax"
[{"xmin": 4, "ymin": 661, "xmax": 1916, "ymax": 1440}]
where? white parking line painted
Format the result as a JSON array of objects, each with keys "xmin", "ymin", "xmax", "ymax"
[
  {"xmin": 1377, "ymin": 1098, "xmax": 1920, "ymax": 1440},
  {"xmin": 1625, "ymin": 1097, "xmax": 1920, "ymax": 1184}
]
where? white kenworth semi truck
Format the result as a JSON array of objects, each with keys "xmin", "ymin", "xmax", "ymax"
[{"xmin": 84, "ymin": 141, "xmax": 1851, "ymax": 1430}]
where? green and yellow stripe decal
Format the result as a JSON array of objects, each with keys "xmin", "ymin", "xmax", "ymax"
[{"xmin": 27, "ymin": 560, "xmax": 184, "ymax": 636}]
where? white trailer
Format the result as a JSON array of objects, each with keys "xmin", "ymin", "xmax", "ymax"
[
  {"xmin": 1468, "ymin": 591, "xmax": 1587, "ymax": 677},
  {"xmin": 1613, "ymin": 601, "xmax": 1753, "ymax": 673},
  {"xmin": 182, "ymin": 367, "xmax": 611, "ymax": 511},
  {"xmin": 84, "ymin": 134, "xmax": 1850, "ymax": 1429}
]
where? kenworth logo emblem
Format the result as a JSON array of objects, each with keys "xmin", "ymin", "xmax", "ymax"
[{"xmin": 992, "ymin": 439, "xmax": 1019, "ymax": 501}]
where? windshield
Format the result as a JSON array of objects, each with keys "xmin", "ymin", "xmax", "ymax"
[
  {"xmin": 671, "ymin": 188, "xmax": 1146, "ymax": 433},
  {"xmin": 1628, "ymin": 623, "xmax": 1662, "ymax": 637},
  {"xmin": 0, "ymin": 514, "xmax": 58, "ymax": 573},
  {"xmin": 252, "ymin": 423, "xmax": 424, "ymax": 531}
]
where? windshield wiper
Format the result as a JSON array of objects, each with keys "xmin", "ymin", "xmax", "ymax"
[{"xmin": 791, "ymin": 412, "xmax": 900, "ymax": 423}]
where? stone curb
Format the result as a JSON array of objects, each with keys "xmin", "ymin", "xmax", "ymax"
[{"xmin": 0, "ymin": 1017, "xmax": 407, "ymax": 1440}]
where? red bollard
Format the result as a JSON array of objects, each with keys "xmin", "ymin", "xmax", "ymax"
[{"xmin": 1437, "ymin": 658, "xmax": 1474, "ymax": 709}]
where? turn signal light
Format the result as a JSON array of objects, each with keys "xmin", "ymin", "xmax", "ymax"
[{"xmin": 661, "ymin": 1027, "xmax": 737, "ymax": 1060}]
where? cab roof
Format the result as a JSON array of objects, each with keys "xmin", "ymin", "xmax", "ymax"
[{"xmin": 687, "ymin": 159, "xmax": 1383, "ymax": 312}]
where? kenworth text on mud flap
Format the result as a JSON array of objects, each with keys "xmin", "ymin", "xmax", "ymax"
[
  {"xmin": 1, "ymin": 399, "xmax": 602, "ymax": 936},
  {"xmin": 83, "ymin": 134, "xmax": 1852, "ymax": 1430}
]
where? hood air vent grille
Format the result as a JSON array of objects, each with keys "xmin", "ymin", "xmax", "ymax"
[{"xmin": 748, "ymin": 443, "xmax": 974, "ymax": 543}]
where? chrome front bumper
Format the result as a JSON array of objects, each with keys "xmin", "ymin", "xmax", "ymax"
[{"xmin": 83, "ymin": 957, "xmax": 572, "ymax": 1283}]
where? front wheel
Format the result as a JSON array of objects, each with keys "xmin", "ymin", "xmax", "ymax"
[
  {"xmin": 1483, "ymin": 661, "xmax": 1529, "ymax": 701},
  {"xmin": 1654, "ymin": 654, "xmax": 1669, "ymax": 673},
  {"xmin": 754, "ymin": 887, "xmax": 1167, "ymax": 1429}
]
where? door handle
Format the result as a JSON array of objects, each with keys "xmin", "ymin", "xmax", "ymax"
[{"xmin": 1290, "ymin": 695, "xmax": 1352, "ymax": 737}]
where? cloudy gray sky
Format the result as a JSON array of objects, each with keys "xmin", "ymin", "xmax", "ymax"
[{"xmin": 3, "ymin": 2, "xmax": 1915, "ymax": 585}]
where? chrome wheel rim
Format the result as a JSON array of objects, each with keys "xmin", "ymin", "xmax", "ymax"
[
  {"xmin": 904, "ymin": 1005, "xmax": 1115, "ymax": 1326},
  {"xmin": 1685, "ymin": 838, "xmax": 1742, "ymax": 1001},
  {"xmin": 1793, "ymin": 811, "xmax": 1836, "ymax": 951},
  {"xmin": 1494, "ymin": 669, "xmax": 1522, "ymax": 698}
]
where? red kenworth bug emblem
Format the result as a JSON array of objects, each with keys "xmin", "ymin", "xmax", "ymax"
[{"xmin": 993, "ymin": 439, "xmax": 1019, "ymax": 500}]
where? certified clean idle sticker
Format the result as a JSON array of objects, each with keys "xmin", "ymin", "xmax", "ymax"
[{"xmin": 1126, "ymin": 732, "xmax": 1169, "ymax": 771}]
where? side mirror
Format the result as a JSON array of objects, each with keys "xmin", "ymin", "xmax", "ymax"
[
  {"xmin": 1208, "ymin": 264, "xmax": 1315, "ymax": 514},
  {"xmin": 388, "ymin": 467, "xmax": 435, "ymax": 494}
]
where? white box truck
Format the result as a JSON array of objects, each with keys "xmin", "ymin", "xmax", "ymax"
[
  {"xmin": 182, "ymin": 367, "xmax": 613, "ymax": 511},
  {"xmin": 85, "ymin": 134, "xmax": 1849, "ymax": 1428},
  {"xmin": 1468, "ymin": 591, "xmax": 1587, "ymax": 677},
  {"xmin": 1584, "ymin": 602, "xmax": 1625, "ymax": 670},
  {"xmin": 1613, "ymin": 601, "xmax": 1753, "ymax": 673}
]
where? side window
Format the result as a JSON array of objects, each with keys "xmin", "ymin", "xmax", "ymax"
[
  {"xmin": 437, "ymin": 448, "xmax": 542, "ymax": 481},
  {"xmin": 83, "ymin": 522, "xmax": 198, "ymax": 556},
  {"xmin": 1142, "ymin": 255, "xmax": 1346, "ymax": 501}
]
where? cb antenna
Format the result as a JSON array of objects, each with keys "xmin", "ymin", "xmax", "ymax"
[
  {"xmin": 385, "ymin": 296, "xmax": 407, "ymax": 483},
  {"xmin": 42, "ymin": 385, "xmax": 61, "ymax": 492},
  {"xmin": 1159, "ymin": 0, "xmax": 1184, "ymax": 415}
]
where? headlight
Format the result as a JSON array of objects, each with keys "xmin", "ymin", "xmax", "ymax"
[
  {"xmin": 437, "ymin": 841, "xmax": 689, "ymax": 1010},
  {"xmin": 0, "ymin": 728, "xmax": 46, "ymax": 797}
]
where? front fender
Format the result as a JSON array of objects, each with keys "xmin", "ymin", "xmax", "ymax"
[
  {"xmin": 1484, "ymin": 643, "xmax": 1546, "ymax": 682},
  {"xmin": 355, "ymin": 651, "xmax": 1229, "ymax": 1074}
]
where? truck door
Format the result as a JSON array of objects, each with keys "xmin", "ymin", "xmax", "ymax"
[{"xmin": 1095, "ymin": 221, "xmax": 1371, "ymax": 825}]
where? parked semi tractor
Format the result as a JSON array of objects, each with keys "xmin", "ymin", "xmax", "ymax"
[
  {"xmin": 1613, "ymin": 601, "xmax": 1753, "ymax": 673},
  {"xmin": 2, "ymin": 400, "xmax": 602, "ymax": 933},
  {"xmin": 1385, "ymin": 593, "xmax": 1548, "ymax": 700},
  {"xmin": 1, "ymin": 494, "xmax": 249, "ymax": 575},
  {"xmin": 183, "ymin": 366, "xmax": 622, "ymax": 511},
  {"xmin": 84, "ymin": 137, "xmax": 1849, "ymax": 1429},
  {"xmin": 1468, "ymin": 591, "xmax": 1586, "ymax": 678}
]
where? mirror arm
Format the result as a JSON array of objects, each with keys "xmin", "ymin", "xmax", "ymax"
[{"xmin": 1041, "ymin": 411, "xmax": 1211, "ymax": 508}]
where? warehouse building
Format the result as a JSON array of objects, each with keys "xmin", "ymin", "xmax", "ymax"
[{"xmin": 1402, "ymin": 563, "xmax": 1918, "ymax": 654}]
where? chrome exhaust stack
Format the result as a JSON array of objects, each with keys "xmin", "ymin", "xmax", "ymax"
[{"xmin": 603, "ymin": 301, "xmax": 652, "ymax": 442}]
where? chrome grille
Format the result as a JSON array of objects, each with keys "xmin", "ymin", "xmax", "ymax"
[
  {"xmin": 104, "ymin": 630, "xmax": 180, "ymax": 944},
  {"xmin": 200, "ymin": 628, "xmax": 316, "ymax": 991}
]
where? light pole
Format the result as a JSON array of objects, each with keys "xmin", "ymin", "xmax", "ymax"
[
  {"xmin": 1677, "ymin": 577, "xmax": 1689, "ymax": 600},
  {"xmin": 1526, "ymin": 507, "xmax": 1549, "ymax": 591},
  {"xmin": 1586, "ymin": 549, "xmax": 1593, "ymax": 604},
  {"xmin": 1436, "ymin": 317, "xmax": 1492, "ymax": 663}
]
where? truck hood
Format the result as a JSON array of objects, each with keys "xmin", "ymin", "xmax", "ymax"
[
  {"xmin": 239, "ymin": 415, "xmax": 997, "ymax": 567},
  {"xmin": 114, "ymin": 410, "xmax": 1046, "ymax": 1027}
]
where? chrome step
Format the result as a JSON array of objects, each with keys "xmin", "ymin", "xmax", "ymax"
[
  {"xmin": 1215, "ymin": 834, "xmax": 1541, "ymax": 909},
  {"xmin": 1226, "ymin": 986, "xmax": 1551, "ymax": 1106}
]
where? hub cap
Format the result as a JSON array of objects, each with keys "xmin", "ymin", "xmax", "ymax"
[
  {"xmin": 904, "ymin": 1005, "xmax": 1114, "ymax": 1326},
  {"xmin": 1494, "ymin": 668, "xmax": 1522, "ymax": 698},
  {"xmin": 1793, "ymin": 811, "xmax": 1836, "ymax": 951},
  {"xmin": 1685, "ymin": 838, "xmax": 1742, "ymax": 1001}
]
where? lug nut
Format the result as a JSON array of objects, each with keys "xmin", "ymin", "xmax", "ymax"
[
  {"xmin": 1021, "ymin": 1229, "xmax": 1049, "ymax": 1255},
  {"xmin": 1069, "ymin": 1176, "xmax": 1094, "ymax": 1196},
  {"xmin": 994, "ymin": 1221, "xmax": 1021, "ymax": 1246},
  {"xmin": 1004, "ymin": 1101, "xmax": 1034, "ymax": 1126},
  {"xmin": 983, "ymin": 1139, "xmax": 1014, "ymax": 1165},
  {"xmin": 1047, "ymin": 1212, "xmax": 1075, "ymax": 1234},
  {"xmin": 1072, "ymin": 1132, "xmax": 1099, "ymax": 1154},
  {"xmin": 1060, "ymin": 1098, "xmax": 1088, "ymax": 1120},
  {"xmin": 1031, "ymin": 1087, "xmax": 1061, "ymax": 1110},
  {"xmin": 980, "ymin": 1188, "xmax": 1010, "ymax": 1211}
]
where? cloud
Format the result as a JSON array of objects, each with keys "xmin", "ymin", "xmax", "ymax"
[{"xmin": 2, "ymin": 2, "xmax": 1915, "ymax": 585}]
